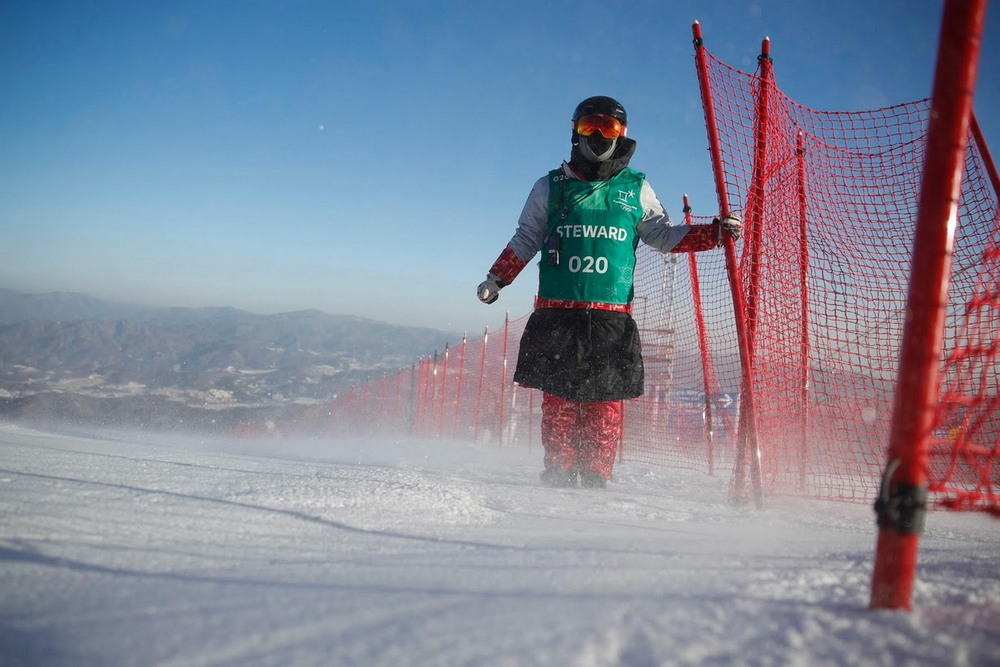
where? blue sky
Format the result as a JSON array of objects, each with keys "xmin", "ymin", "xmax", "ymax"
[{"xmin": 2, "ymin": 0, "xmax": 997, "ymax": 333}]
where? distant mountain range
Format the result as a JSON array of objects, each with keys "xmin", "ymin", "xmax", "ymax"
[{"xmin": 0, "ymin": 289, "xmax": 458, "ymax": 432}]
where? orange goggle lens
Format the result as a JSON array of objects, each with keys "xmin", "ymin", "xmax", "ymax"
[{"xmin": 575, "ymin": 114, "xmax": 625, "ymax": 139}]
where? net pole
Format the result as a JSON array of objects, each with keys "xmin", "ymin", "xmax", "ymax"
[
  {"xmin": 684, "ymin": 194, "xmax": 716, "ymax": 475},
  {"xmin": 395, "ymin": 370, "xmax": 404, "ymax": 433},
  {"xmin": 452, "ymin": 335, "xmax": 467, "ymax": 437},
  {"xmin": 796, "ymin": 130, "xmax": 812, "ymax": 491},
  {"xmin": 425, "ymin": 357, "xmax": 434, "ymax": 435},
  {"xmin": 970, "ymin": 114, "xmax": 1000, "ymax": 200},
  {"xmin": 870, "ymin": 0, "xmax": 986, "ymax": 611},
  {"xmin": 742, "ymin": 36, "xmax": 773, "ymax": 504},
  {"xmin": 431, "ymin": 350, "xmax": 440, "ymax": 436},
  {"xmin": 378, "ymin": 375, "xmax": 387, "ymax": 434},
  {"xmin": 692, "ymin": 20, "xmax": 764, "ymax": 507},
  {"xmin": 473, "ymin": 328, "xmax": 488, "ymax": 442},
  {"xmin": 498, "ymin": 312, "xmax": 510, "ymax": 447},
  {"xmin": 411, "ymin": 362, "xmax": 420, "ymax": 435},
  {"xmin": 414, "ymin": 359, "xmax": 426, "ymax": 435},
  {"xmin": 438, "ymin": 345, "xmax": 449, "ymax": 436},
  {"xmin": 744, "ymin": 38, "xmax": 773, "ymax": 358}
]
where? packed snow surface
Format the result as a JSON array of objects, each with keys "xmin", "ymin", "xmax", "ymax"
[{"xmin": 1, "ymin": 424, "xmax": 997, "ymax": 666}]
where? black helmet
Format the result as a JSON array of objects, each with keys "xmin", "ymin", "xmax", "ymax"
[{"xmin": 572, "ymin": 96, "xmax": 627, "ymax": 126}]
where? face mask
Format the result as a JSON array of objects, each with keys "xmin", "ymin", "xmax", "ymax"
[{"xmin": 579, "ymin": 133, "xmax": 617, "ymax": 162}]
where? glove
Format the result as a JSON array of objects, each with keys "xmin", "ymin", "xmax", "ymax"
[
  {"xmin": 715, "ymin": 214, "xmax": 743, "ymax": 242},
  {"xmin": 477, "ymin": 274, "xmax": 504, "ymax": 304}
]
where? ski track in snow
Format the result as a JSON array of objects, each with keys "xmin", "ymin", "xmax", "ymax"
[{"xmin": 1, "ymin": 423, "xmax": 998, "ymax": 666}]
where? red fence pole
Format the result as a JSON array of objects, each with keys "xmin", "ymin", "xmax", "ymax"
[
  {"xmin": 870, "ymin": 0, "xmax": 986, "ymax": 611},
  {"xmin": 684, "ymin": 194, "xmax": 716, "ymax": 475},
  {"xmin": 692, "ymin": 20, "xmax": 764, "ymax": 507},
  {"xmin": 439, "ymin": 344, "xmax": 450, "ymax": 436},
  {"xmin": 409, "ymin": 362, "xmax": 417, "ymax": 435},
  {"xmin": 430, "ymin": 350, "xmax": 439, "ymax": 435},
  {"xmin": 743, "ymin": 37, "xmax": 773, "ymax": 358},
  {"xmin": 796, "ymin": 130, "xmax": 812, "ymax": 491},
  {"xmin": 452, "ymin": 334, "xmax": 467, "ymax": 438},
  {"xmin": 970, "ymin": 114, "xmax": 1000, "ymax": 200},
  {"xmin": 394, "ymin": 370, "xmax": 403, "ymax": 433},
  {"xmin": 415, "ymin": 359, "xmax": 424, "ymax": 434},
  {"xmin": 498, "ymin": 312, "xmax": 510, "ymax": 447},
  {"xmin": 474, "ymin": 327, "xmax": 488, "ymax": 442}
]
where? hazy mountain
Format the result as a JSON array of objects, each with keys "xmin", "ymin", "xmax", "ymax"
[
  {"xmin": 0, "ymin": 290, "xmax": 459, "ymax": 432},
  {"xmin": 0, "ymin": 288, "xmax": 144, "ymax": 326}
]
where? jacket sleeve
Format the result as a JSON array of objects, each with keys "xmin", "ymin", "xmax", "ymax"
[
  {"xmin": 636, "ymin": 180, "xmax": 721, "ymax": 253},
  {"xmin": 507, "ymin": 175, "xmax": 550, "ymax": 262},
  {"xmin": 635, "ymin": 180, "xmax": 690, "ymax": 252},
  {"xmin": 669, "ymin": 222, "xmax": 722, "ymax": 253},
  {"xmin": 486, "ymin": 175, "xmax": 550, "ymax": 285}
]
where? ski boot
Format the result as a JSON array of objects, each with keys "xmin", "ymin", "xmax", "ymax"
[
  {"xmin": 539, "ymin": 468, "xmax": 578, "ymax": 488},
  {"xmin": 578, "ymin": 470, "xmax": 607, "ymax": 489}
]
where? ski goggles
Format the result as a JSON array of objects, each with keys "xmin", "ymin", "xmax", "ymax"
[{"xmin": 574, "ymin": 114, "xmax": 626, "ymax": 139}]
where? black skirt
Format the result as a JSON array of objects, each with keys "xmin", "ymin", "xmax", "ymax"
[{"xmin": 513, "ymin": 308, "xmax": 645, "ymax": 402}]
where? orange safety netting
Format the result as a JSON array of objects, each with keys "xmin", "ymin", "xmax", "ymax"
[{"xmin": 698, "ymin": 46, "xmax": 999, "ymax": 510}]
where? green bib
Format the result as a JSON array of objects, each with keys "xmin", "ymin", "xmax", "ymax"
[{"xmin": 538, "ymin": 167, "xmax": 645, "ymax": 305}]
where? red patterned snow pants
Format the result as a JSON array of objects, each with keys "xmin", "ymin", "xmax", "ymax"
[{"xmin": 540, "ymin": 393, "xmax": 624, "ymax": 479}]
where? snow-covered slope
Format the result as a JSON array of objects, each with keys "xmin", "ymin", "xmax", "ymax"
[{"xmin": 1, "ymin": 424, "xmax": 997, "ymax": 666}]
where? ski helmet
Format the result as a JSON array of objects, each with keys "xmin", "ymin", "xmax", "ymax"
[
  {"xmin": 572, "ymin": 96, "xmax": 627, "ymax": 126},
  {"xmin": 572, "ymin": 96, "xmax": 627, "ymax": 163}
]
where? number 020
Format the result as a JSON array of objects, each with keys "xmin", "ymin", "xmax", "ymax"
[{"xmin": 567, "ymin": 256, "xmax": 608, "ymax": 274}]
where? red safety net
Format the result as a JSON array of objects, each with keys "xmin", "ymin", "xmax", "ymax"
[
  {"xmin": 698, "ymin": 46, "xmax": 999, "ymax": 511},
  {"xmin": 306, "ymin": 43, "xmax": 999, "ymax": 512}
]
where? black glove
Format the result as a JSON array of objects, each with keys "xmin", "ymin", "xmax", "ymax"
[
  {"xmin": 714, "ymin": 214, "xmax": 742, "ymax": 242},
  {"xmin": 477, "ymin": 274, "xmax": 504, "ymax": 304}
]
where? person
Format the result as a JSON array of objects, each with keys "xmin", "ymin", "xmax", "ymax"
[{"xmin": 477, "ymin": 95, "xmax": 741, "ymax": 489}]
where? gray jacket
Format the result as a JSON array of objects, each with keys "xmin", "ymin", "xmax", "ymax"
[{"xmin": 506, "ymin": 162, "xmax": 690, "ymax": 262}]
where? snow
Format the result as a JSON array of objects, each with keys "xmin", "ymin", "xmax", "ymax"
[{"xmin": 1, "ymin": 424, "xmax": 997, "ymax": 666}]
